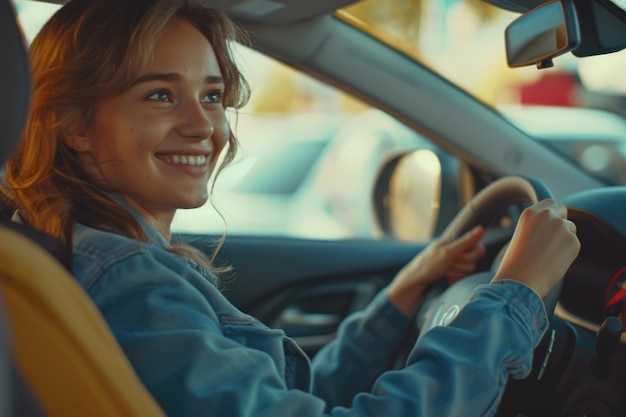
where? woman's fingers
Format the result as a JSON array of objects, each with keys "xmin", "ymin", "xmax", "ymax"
[
  {"xmin": 445, "ymin": 226, "xmax": 484, "ymax": 254},
  {"xmin": 453, "ymin": 243, "xmax": 486, "ymax": 263}
]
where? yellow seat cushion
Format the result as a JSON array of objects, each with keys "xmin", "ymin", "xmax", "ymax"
[{"xmin": 0, "ymin": 225, "xmax": 166, "ymax": 417}]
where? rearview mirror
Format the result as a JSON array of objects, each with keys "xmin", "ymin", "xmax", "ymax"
[{"xmin": 505, "ymin": 0, "xmax": 580, "ymax": 69}]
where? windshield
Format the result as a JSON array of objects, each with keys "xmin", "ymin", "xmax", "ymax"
[{"xmin": 339, "ymin": 0, "xmax": 626, "ymax": 185}]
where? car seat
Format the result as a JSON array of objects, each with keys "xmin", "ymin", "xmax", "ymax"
[{"xmin": 0, "ymin": 1, "xmax": 166, "ymax": 416}]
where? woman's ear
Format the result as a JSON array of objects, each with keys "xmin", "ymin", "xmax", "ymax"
[
  {"xmin": 63, "ymin": 133, "xmax": 91, "ymax": 152},
  {"xmin": 63, "ymin": 122, "xmax": 92, "ymax": 153}
]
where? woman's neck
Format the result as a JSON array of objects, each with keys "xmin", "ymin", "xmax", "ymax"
[{"xmin": 120, "ymin": 197, "xmax": 175, "ymax": 243}]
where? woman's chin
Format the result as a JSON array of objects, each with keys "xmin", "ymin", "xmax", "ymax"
[{"xmin": 177, "ymin": 195, "xmax": 209, "ymax": 210}]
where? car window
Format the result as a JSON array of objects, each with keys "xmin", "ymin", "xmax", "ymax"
[
  {"xmin": 20, "ymin": 0, "xmax": 626, "ymax": 241},
  {"xmin": 13, "ymin": 1, "xmax": 444, "ymax": 242},
  {"xmin": 172, "ymin": 46, "xmax": 440, "ymax": 240}
]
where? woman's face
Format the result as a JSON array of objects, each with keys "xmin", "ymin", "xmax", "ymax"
[{"xmin": 73, "ymin": 18, "xmax": 230, "ymax": 232}]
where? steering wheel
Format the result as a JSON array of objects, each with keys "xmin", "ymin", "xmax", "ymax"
[
  {"xmin": 391, "ymin": 175, "xmax": 563, "ymax": 414},
  {"xmin": 417, "ymin": 175, "xmax": 560, "ymax": 333}
]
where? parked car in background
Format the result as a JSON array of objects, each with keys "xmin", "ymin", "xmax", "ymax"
[
  {"xmin": 172, "ymin": 109, "xmax": 443, "ymax": 240},
  {"xmin": 501, "ymin": 105, "xmax": 626, "ymax": 185}
]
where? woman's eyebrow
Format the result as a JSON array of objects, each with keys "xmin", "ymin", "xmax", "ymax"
[{"xmin": 132, "ymin": 72, "xmax": 225, "ymax": 85}]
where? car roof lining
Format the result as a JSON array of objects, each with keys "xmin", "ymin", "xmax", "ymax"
[{"xmin": 34, "ymin": 0, "xmax": 362, "ymax": 24}]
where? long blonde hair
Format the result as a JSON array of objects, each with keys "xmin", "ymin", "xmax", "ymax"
[{"xmin": 1, "ymin": 0, "xmax": 250, "ymax": 274}]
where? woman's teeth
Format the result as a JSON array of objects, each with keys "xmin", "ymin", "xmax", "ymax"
[{"xmin": 162, "ymin": 155, "xmax": 206, "ymax": 166}]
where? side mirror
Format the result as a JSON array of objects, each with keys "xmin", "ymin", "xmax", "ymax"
[
  {"xmin": 505, "ymin": 0, "xmax": 581, "ymax": 69},
  {"xmin": 374, "ymin": 150, "xmax": 442, "ymax": 242},
  {"xmin": 372, "ymin": 150, "xmax": 470, "ymax": 242}
]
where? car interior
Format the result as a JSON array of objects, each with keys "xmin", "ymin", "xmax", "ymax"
[{"xmin": 2, "ymin": 0, "xmax": 626, "ymax": 416}]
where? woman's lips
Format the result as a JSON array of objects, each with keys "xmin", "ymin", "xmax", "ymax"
[
  {"xmin": 158, "ymin": 154, "xmax": 207, "ymax": 166},
  {"xmin": 156, "ymin": 153, "xmax": 210, "ymax": 176}
]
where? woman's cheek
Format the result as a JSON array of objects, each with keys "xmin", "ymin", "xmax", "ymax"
[{"xmin": 213, "ymin": 117, "xmax": 231, "ymax": 154}]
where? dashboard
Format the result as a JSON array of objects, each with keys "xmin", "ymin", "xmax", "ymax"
[
  {"xmin": 544, "ymin": 186, "xmax": 626, "ymax": 417},
  {"xmin": 560, "ymin": 206, "xmax": 626, "ymax": 328}
]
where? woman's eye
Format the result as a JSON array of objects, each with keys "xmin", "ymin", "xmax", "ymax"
[
  {"xmin": 202, "ymin": 90, "xmax": 223, "ymax": 103},
  {"xmin": 146, "ymin": 90, "xmax": 171, "ymax": 102}
]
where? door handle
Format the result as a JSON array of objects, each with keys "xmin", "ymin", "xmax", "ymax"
[{"xmin": 275, "ymin": 307, "xmax": 340, "ymax": 336}]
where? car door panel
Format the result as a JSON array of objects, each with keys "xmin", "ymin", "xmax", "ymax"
[{"xmin": 186, "ymin": 235, "xmax": 425, "ymax": 355}]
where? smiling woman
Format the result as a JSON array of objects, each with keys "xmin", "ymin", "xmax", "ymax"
[{"xmin": 3, "ymin": 0, "xmax": 248, "ymax": 263}]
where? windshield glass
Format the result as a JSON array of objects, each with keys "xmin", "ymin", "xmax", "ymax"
[{"xmin": 339, "ymin": 0, "xmax": 626, "ymax": 186}]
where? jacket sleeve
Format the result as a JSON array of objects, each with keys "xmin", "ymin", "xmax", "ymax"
[
  {"xmin": 84, "ymin": 248, "xmax": 548, "ymax": 417},
  {"xmin": 311, "ymin": 288, "xmax": 412, "ymax": 409},
  {"xmin": 343, "ymin": 280, "xmax": 548, "ymax": 417}
]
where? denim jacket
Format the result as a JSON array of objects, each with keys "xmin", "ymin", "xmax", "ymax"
[{"xmin": 72, "ymin": 201, "xmax": 548, "ymax": 417}]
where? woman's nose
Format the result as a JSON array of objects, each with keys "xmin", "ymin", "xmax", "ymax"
[{"xmin": 177, "ymin": 100, "xmax": 216, "ymax": 140}]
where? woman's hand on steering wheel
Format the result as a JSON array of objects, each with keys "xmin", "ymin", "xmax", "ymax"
[
  {"xmin": 492, "ymin": 198, "xmax": 580, "ymax": 298},
  {"xmin": 388, "ymin": 226, "xmax": 487, "ymax": 316}
]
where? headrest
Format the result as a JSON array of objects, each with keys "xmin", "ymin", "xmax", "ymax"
[{"xmin": 0, "ymin": 0, "xmax": 30, "ymax": 165}]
